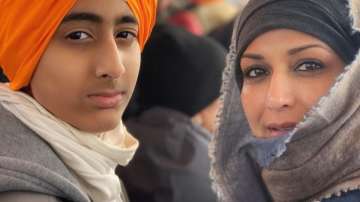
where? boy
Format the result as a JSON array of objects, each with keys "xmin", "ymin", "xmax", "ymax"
[{"xmin": 0, "ymin": 1, "xmax": 157, "ymax": 201}]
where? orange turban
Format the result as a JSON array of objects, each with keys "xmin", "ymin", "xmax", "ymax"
[{"xmin": 0, "ymin": 0, "xmax": 157, "ymax": 90}]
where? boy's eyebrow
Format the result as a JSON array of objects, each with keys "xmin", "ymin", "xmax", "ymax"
[
  {"xmin": 62, "ymin": 12, "xmax": 138, "ymax": 26},
  {"xmin": 115, "ymin": 15, "xmax": 138, "ymax": 26},
  {"xmin": 62, "ymin": 12, "xmax": 102, "ymax": 23}
]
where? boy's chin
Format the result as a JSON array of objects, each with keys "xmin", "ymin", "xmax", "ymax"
[{"xmin": 74, "ymin": 116, "xmax": 123, "ymax": 133}]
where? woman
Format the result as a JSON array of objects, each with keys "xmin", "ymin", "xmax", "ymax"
[
  {"xmin": 211, "ymin": 0, "xmax": 360, "ymax": 201},
  {"xmin": 0, "ymin": 0, "xmax": 156, "ymax": 202}
]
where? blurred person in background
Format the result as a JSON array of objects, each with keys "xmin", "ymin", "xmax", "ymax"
[
  {"xmin": 158, "ymin": 0, "xmax": 239, "ymax": 36},
  {"xmin": 189, "ymin": 0, "xmax": 238, "ymax": 34},
  {"xmin": 117, "ymin": 23, "xmax": 226, "ymax": 202}
]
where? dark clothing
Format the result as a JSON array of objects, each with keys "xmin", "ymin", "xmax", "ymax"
[
  {"xmin": 0, "ymin": 104, "xmax": 89, "ymax": 202},
  {"xmin": 117, "ymin": 107, "xmax": 216, "ymax": 202},
  {"xmin": 138, "ymin": 24, "xmax": 225, "ymax": 116}
]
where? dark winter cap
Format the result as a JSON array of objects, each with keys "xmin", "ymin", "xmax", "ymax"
[
  {"xmin": 138, "ymin": 24, "xmax": 226, "ymax": 116},
  {"xmin": 234, "ymin": 0, "xmax": 360, "ymax": 87}
]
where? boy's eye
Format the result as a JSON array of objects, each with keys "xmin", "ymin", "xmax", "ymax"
[
  {"xmin": 295, "ymin": 60, "xmax": 324, "ymax": 72},
  {"xmin": 66, "ymin": 31, "xmax": 91, "ymax": 40},
  {"xmin": 115, "ymin": 31, "xmax": 137, "ymax": 40}
]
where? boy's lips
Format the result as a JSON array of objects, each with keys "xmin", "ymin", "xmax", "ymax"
[{"xmin": 87, "ymin": 90, "xmax": 126, "ymax": 109}]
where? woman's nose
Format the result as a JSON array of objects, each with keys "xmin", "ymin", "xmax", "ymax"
[
  {"xmin": 95, "ymin": 38, "xmax": 126, "ymax": 79},
  {"xmin": 265, "ymin": 73, "xmax": 296, "ymax": 111}
]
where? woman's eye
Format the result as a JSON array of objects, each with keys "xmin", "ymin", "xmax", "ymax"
[
  {"xmin": 243, "ymin": 66, "xmax": 268, "ymax": 79},
  {"xmin": 66, "ymin": 31, "xmax": 91, "ymax": 40},
  {"xmin": 295, "ymin": 60, "xmax": 324, "ymax": 72}
]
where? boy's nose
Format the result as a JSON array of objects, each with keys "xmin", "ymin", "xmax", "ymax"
[{"xmin": 95, "ymin": 38, "xmax": 126, "ymax": 79}]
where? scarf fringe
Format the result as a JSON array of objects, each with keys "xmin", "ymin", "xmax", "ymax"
[{"xmin": 313, "ymin": 178, "xmax": 360, "ymax": 202}]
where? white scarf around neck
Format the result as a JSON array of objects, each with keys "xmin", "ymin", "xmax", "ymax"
[{"xmin": 0, "ymin": 83, "xmax": 139, "ymax": 202}]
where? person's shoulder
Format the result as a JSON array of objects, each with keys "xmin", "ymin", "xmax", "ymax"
[
  {"xmin": 0, "ymin": 103, "xmax": 58, "ymax": 161},
  {"xmin": 0, "ymin": 103, "xmax": 20, "ymax": 125},
  {"xmin": 0, "ymin": 104, "xmax": 88, "ymax": 202},
  {"xmin": 0, "ymin": 191, "xmax": 68, "ymax": 202},
  {"xmin": 0, "ymin": 103, "xmax": 32, "ymax": 138},
  {"xmin": 323, "ymin": 189, "xmax": 360, "ymax": 202}
]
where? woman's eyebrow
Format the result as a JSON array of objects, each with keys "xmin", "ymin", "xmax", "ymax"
[
  {"xmin": 288, "ymin": 44, "xmax": 330, "ymax": 55},
  {"xmin": 62, "ymin": 12, "xmax": 138, "ymax": 26},
  {"xmin": 241, "ymin": 53, "xmax": 264, "ymax": 60}
]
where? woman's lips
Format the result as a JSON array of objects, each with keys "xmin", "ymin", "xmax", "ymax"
[
  {"xmin": 266, "ymin": 122, "xmax": 297, "ymax": 138},
  {"xmin": 88, "ymin": 91, "xmax": 125, "ymax": 109}
]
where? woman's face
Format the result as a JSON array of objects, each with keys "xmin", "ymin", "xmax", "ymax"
[
  {"xmin": 30, "ymin": 0, "xmax": 141, "ymax": 133},
  {"xmin": 240, "ymin": 29, "xmax": 345, "ymax": 138}
]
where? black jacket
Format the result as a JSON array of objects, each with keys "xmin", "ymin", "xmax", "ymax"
[{"xmin": 117, "ymin": 107, "xmax": 217, "ymax": 202}]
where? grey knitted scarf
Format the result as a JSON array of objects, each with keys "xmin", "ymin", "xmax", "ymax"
[{"xmin": 210, "ymin": 0, "xmax": 360, "ymax": 201}]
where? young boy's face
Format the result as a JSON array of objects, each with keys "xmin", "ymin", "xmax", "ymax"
[{"xmin": 30, "ymin": 0, "xmax": 141, "ymax": 133}]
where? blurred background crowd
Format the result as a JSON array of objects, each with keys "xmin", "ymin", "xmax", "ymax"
[
  {"xmin": 155, "ymin": 0, "xmax": 243, "ymax": 49},
  {"xmin": 117, "ymin": 1, "xmax": 245, "ymax": 202}
]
